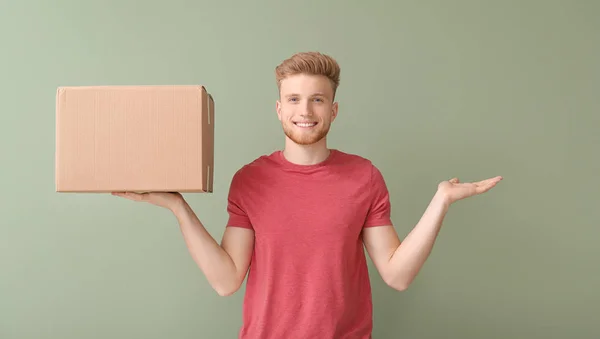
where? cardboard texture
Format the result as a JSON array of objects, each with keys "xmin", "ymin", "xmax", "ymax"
[{"xmin": 55, "ymin": 85, "xmax": 214, "ymax": 193}]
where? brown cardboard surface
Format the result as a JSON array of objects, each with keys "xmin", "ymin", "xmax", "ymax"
[{"xmin": 55, "ymin": 85, "xmax": 214, "ymax": 193}]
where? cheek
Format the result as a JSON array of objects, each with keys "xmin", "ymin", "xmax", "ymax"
[
  {"xmin": 318, "ymin": 110, "xmax": 333, "ymax": 121},
  {"xmin": 279, "ymin": 111, "xmax": 293, "ymax": 122},
  {"xmin": 282, "ymin": 109, "xmax": 296, "ymax": 120}
]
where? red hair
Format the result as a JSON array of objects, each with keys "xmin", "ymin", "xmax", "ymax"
[{"xmin": 275, "ymin": 51, "xmax": 341, "ymax": 96}]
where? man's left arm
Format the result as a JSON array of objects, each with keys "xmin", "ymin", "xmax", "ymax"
[{"xmin": 362, "ymin": 165, "xmax": 502, "ymax": 291}]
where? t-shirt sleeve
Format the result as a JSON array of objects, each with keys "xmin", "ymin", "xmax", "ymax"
[
  {"xmin": 226, "ymin": 169, "xmax": 253, "ymax": 229},
  {"xmin": 363, "ymin": 164, "xmax": 393, "ymax": 228}
]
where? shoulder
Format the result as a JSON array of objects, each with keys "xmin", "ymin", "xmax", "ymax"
[
  {"xmin": 331, "ymin": 149, "xmax": 389, "ymax": 189},
  {"xmin": 330, "ymin": 149, "xmax": 380, "ymax": 173},
  {"xmin": 330, "ymin": 149, "xmax": 368, "ymax": 164},
  {"xmin": 230, "ymin": 151, "xmax": 281, "ymax": 182}
]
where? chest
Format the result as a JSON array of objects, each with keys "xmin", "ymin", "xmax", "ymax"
[{"xmin": 243, "ymin": 174, "xmax": 372, "ymax": 239}]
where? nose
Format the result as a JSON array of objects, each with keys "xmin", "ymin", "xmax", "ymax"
[{"xmin": 301, "ymin": 100, "xmax": 314, "ymax": 117}]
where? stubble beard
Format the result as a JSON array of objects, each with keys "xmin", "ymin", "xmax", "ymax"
[{"xmin": 282, "ymin": 121, "xmax": 330, "ymax": 145}]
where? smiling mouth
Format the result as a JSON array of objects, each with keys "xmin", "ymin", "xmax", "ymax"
[{"xmin": 293, "ymin": 121, "xmax": 318, "ymax": 128}]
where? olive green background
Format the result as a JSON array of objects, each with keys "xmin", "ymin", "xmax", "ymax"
[{"xmin": 1, "ymin": 1, "xmax": 598, "ymax": 338}]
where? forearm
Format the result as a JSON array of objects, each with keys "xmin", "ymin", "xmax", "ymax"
[
  {"xmin": 387, "ymin": 191, "xmax": 450, "ymax": 290},
  {"xmin": 171, "ymin": 200, "xmax": 240, "ymax": 295}
]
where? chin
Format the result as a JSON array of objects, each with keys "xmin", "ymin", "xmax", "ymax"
[
  {"xmin": 290, "ymin": 136, "xmax": 324, "ymax": 145},
  {"xmin": 283, "ymin": 122, "xmax": 329, "ymax": 145}
]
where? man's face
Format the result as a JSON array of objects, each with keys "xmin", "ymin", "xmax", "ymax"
[{"xmin": 276, "ymin": 74, "xmax": 338, "ymax": 146}]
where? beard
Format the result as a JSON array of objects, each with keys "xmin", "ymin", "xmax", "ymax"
[{"xmin": 282, "ymin": 120, "xmax": 330, "ymax": 145}]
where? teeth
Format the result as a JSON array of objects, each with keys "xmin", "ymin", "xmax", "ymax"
[{"xmin": 295, "ymin": 122, "xmax": 317, "ymax": 127}]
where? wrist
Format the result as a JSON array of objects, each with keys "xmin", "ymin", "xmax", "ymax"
[
  {"xmin": 433, "ymin": 189, "xmax": 452, "ymax": 209},
  {"xmin": 169, "ymin": 195, "xmax": 188, "ymax": 215}
]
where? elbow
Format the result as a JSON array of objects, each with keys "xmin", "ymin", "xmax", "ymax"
[
  {"xmin": 388, "ymin": 281, "xmax": 410, "ymax": 292},
  {"xmin": 214, "ymin": 280, "xmax": 242, "ymax": 297},
  {"xmin": 215, "ymin": 286, "xmax": 237, "ymax": 297},
  {"xmin": 216, "ymin": 288, "xmax": 237, "ymax": 297},
  {"xmin": 384, "ymin": 274, "xmax": 412, "ymax": 292},
  {"xmin": 210, "ymin": 266, "xmax": 248, "ymax": 296}
]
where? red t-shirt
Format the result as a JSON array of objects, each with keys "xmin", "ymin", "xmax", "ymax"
[{"xmin": 226, "ymin": 149, "xmax": 393, "ymax": 338}]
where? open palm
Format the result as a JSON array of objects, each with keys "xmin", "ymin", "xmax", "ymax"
[
  {"xmin": 111, "ymin": 191, "xmax": 183, "ymax": 210},
  {"xmin": 438, "ymin": 176, "xmax": 503, "ymax": 204}
]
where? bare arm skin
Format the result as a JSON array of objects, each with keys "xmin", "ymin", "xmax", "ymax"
[
  {"xmin": 112, "ymin": 192, "xmax": 254, "ymax": 296},
  {"xmin": 363, "ymin": 176, "xmax": 502, "ymax": 291}
]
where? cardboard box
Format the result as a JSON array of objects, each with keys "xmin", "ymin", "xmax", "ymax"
[{"xmin": 55, "ymin": 85, "xmax": 214, "ymax": 193}]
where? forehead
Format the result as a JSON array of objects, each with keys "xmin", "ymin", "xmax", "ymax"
[{"xmin": 280, "ymin": 74, "xmax": 333, "ymax": 97}]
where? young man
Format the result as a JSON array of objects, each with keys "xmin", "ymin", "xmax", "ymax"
[{"xmin": 113, "ymin": 52, "xmax": 502, "ymax": 338}]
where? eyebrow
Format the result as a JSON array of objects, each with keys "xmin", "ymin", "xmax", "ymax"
[{"xmin": 285, "ymin": 93, "xmax": 327, "ymax": 98}]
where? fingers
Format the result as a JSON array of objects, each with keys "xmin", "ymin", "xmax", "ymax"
[
  {"xmin": 111, "ymin": 192, "xmax": 147, "ymax": 201},
  {"xmin": 475, "ymin": 176, "xmax": 502, "ymax": 186},
  {"xmin": 475, "ymin": 176, "xmax": 502, "ymax": 193},
  {"xmin": 476, "ymin": 185, "xmax": 493, "ymax": 194},
  {"xmin": 449, "ymin": 177, "xmax": 460, "ymax": 184}
]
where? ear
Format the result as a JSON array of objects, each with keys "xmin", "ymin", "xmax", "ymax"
[
  {"xmin": 331, "ymin": 101, "xmax": 339, "ymax": 121},
  {"xmin": 276, "ymin": 100, "xmax": 282, "ymax": 121}
]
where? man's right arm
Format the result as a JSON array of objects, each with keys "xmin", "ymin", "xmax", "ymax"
[
  {"xmin": 112, "ymin": 168, "xmax": 254, "ymax": 297},
  {"xmin": 171, "ymin": 198, "xmax": 254, "ymax": 296}
]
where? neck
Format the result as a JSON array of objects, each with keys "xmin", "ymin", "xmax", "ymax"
[{"xmin": 282, "ymin": 138, "xmax": 331, "ymax": 165}]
